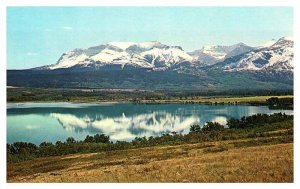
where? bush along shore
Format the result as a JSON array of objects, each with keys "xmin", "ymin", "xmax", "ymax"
[{"xmin": 7, "ymin": 113, "xmax": 293, "ymax": 163}]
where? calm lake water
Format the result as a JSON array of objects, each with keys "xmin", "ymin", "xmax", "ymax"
[{"xmin": 7, "ymin": 103, "xmax": 293, "ymax": 144}]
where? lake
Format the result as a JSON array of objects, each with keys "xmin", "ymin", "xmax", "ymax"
[{"xmin": 7, "ymin": 102, "xmax": 293, "ymax": 144}]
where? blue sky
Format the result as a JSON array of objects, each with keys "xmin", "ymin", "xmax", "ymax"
[{"xmin": 7, "ymin": 7, "xmax": 293, "ymax": 69}]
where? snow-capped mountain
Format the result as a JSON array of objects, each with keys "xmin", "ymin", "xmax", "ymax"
[
  {"xmin": 189, "ymin": 43, "xmax": 254, "ymax": 66},
  {"xmin": 43, "ymin": 41, "xmax": 194, "ymax": 70},
  {"xmin": 36, "ymin": 37, "xmax": 293, "ymax": 74},
  {"xmin": 9, "ymin": 37, "xmax": 293, "ymax": 91},
  {"xmin": 219, "ymin": 37, "xmax": 293, "ymax": 72},
  {"xmin": 258, "ymin": 39, "xmax": 277, "ymax": 49}
]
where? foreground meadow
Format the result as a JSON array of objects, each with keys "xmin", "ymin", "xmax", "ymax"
[{"xmin": 8, "ymin": 139, "xmax": 293, "ymax": 182}]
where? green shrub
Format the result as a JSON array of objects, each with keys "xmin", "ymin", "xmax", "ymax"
[
  {"xmin": 190, "ymin": 124, "xmax": 201, "ymax": 133},
  {"xmin": 202, "ymin": 122, "xmax": 224, "ymax": 131}
]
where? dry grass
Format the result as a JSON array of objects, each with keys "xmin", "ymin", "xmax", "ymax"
[{"xmin": 7, "ymin": 138, "xmax": 293, "ymax": 183}]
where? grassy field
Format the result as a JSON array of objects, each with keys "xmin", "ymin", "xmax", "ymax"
[
  {"xmin": 6, "ymin": 87, "xmax": 293, "ymax": 104},
  {"xmin": 7, "ymin": 136, "xmax": 293, "ymax": 183}
]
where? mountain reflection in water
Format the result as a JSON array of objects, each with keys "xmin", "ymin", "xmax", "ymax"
[
  {"xmin": 50, "ymin": 112, "xmax": 199, "ymax": 140},
  {"xmin": 7, "ymin": 103, "xmax": 293, "ymax": 144}
]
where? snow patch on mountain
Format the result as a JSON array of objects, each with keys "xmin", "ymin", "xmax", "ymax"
[
  {"xmin": 50, "ymin": 52, "xmax": 88, "ymax": 69},
  {"xmin": 141, "ymin": 47, "xmax": 193, "ymax": 67},
  {"xmin": 108, "ymin": 41, "xmax": 162, "ymax": 51},
  {"xmin": 202, "ymin": 45, "xmax": 227, "ymax": 60},
  {"xmin": 222, "ymin": 37, "xmax": 293, "ymax": 72},
  {"xmin": 189, "ymin": 43, "xmax": 254, "ymax": 66},
  {"xmin": 259, "ymin": 39, "xmax": 277, "ymax": 48}
]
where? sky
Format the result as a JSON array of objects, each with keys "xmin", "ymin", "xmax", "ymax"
[{"xmin": 7, "ymin": 7, "xmax": 293, "ymax": 69}]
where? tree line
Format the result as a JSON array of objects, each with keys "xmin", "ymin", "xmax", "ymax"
[{"xmin": 266, "ymin": 97, "xmax": 293, "ymax": 109}]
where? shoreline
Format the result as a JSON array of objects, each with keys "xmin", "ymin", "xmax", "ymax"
[
  {"xmin": 6, "ymin": 95, "xmax": 294, "ymax": 110},
  {"xmin": 6, "ymin": 95, "xmax": 294, "ymax": 102}
]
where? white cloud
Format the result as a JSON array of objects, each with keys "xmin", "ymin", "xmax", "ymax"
[{"xmin": 62, "ymin": 26, "xmax": 73, "ymax": 30}]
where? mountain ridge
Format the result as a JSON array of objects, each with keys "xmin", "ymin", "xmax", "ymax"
[
  {"xmin": 34, "ymin": 37, "xmax": 293, "ymax": 74},
  {"xmin": 8, "ymin": 37, "xmax": 293, "ymax": 91}
]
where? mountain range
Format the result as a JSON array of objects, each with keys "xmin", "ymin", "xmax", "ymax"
[{"xmin": 7, "ymin": 37, "xmax": 293, "ymax": 92}]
